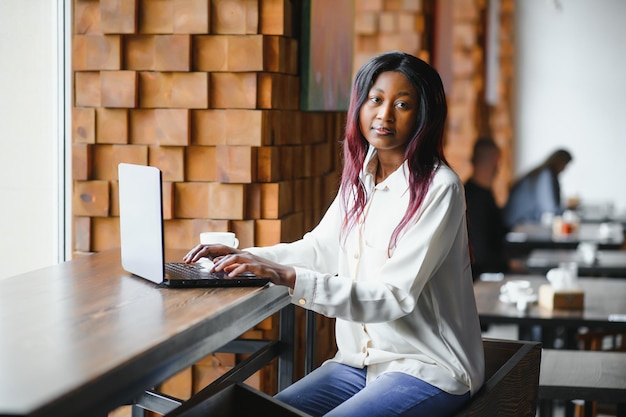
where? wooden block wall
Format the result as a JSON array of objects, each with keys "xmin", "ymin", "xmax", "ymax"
[
  {"xmin": 72, "ymin": 0, "xmax": 343, "ymax": 254},
  {"xmin": 490, "ymin": 0, "xmax": 515, "ymax": 206},
  {"xmin": 353, "ymin": 0, "xmax": 430, "ymax": 73},
  {"xmin": 72, "ymin": 0, "xmax": 343, "ymax": 409},
  {"xmin": 352, "ymin": 0, "xmax": 515, "ymax": 207}
]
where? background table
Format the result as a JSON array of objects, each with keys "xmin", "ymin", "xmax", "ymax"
[
  {"xmin": 474, "ymin": 275, "xmax": 626, "ymax": 348},
  {"xmin": 525, "ymin": 248, "xmax": 626, "ymax": 277},
  {"xmin": 539, "ymin": 349, "xmax": 626, "ymax": 417},
  {"xmin": 0, "ymin": 250, "xmax": 294, "ymax": 417},
  {"xmin": 505, "ymin": 222, "xmax": 624, "ymax": 253}
]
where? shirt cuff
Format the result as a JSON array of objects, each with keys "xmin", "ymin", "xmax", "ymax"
[{"xmin": 291, "ymin": 266, "xmax": 317, "ymax": 308}]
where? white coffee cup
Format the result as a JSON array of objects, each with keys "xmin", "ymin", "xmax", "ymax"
[
  {"xmin": 200, "ymin": 232, "xmax": 239, "ymax": 248},
  {"xmin": 577, "ymin": 241, "xmax": 598, "ymax": 264}
]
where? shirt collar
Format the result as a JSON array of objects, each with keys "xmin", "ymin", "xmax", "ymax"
[{"xmin": 361, "ymin": 146, "xmax": 410, "ymax": 196}]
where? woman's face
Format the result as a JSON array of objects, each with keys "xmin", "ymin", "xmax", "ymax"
[{"xmin": 359, "ymin": 71, "xmax": 419, "ymax": 155}]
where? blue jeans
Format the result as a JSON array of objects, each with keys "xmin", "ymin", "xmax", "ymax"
[{"xmin": 274, "ymin": 362, "xmax": 470, "ymax": 417}]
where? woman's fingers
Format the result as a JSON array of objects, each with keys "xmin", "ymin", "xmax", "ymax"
[{"xmin": 183, "ymin": 244, "xmax": 240, "ymax": 263}]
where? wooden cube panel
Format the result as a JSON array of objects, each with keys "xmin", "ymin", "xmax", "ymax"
[
  {"xmin": 162, "ymin": 181, "xmax": 175, "ymax": 220},
  {"xmin": 260, "ymin": 181, "xmax": 293, "ymax": 219},
  {"xmin": 185, "ymin": 146, "xmax": 217, "ymax": 181},
  {"xmin": 110, "ymin": 180, "xmax": 120, "ymax": 217},
  {"xmin": 260, "ymin": 0, "xmax": 291, "ymax": 36},
  {"xmin": 215, "ymin": 146, "xmax": 257, "ymax": 183},
  {"xmin": 91, "ymin": 217, "xmax": 121, "ymax": 252},
  {"xmin": 192, "ymin": 354, "xmax": 235, "ymax": 393},
  {"xmin": 73, "ymin": 107, "xmax": 96, "ymax": 144},
  {"xmin": 164, "ymin": 219, "xmax": 196, "ymax": 249},
  {"xmin": 207, "ymin": 183, "xmax": 246, "ymax": 219},
  {"xmin": 245, "ymin": 183, "xmax": 262, "ymax": 219},
  {"xmin": 292, "ymin": 178, "xmax": 307, "ymax": 214},
  {"xmin": 174, "ymin": 182, "xmax": 211, "ymax": 219},
  {"xmin": 312, "ymin": 142, "xmax": 333, "ymax": 177},
  {"xmin": 191, "ymin": 110, "xmax": 227, "ymax": 145},
  {"xmin": 211, "ymin": 0, "xmax": 257, "ymax": 34},
  {"xmin": 225, "ymin": 110, "xmax": 268, "ymax": 146},
  {"xmin": 290, "ymin": 145, "xmax": 304, "ymax": 180},
  {"xmin": 140, "ymin": 0, "xmax": 174, "ymax": 34},
  {"xmin": 231, "ymin": 219, "xmax": 255, "ymax": 249},
  {"xmin": 155, "ymin": 108, "xmax": 190, "ymax": 146},
  {"xmin": 125, "ymin": 35, "xmax": 155, "ymax": 70},
  {"xmin": 191, "ymin": 219, "xmax": 231, "ymax": 241},
  {"xmin": 75, "ymin": 71, "xmax": 101, "ymax": 107},
  {"xmin": 96, "ymin": 108, "xmax": 129, "ymax": 144},
  {"xmin": 74, "ymin": 0, "xmax": 101, "ymax": 35},
  {"xmin": 194, "ymin": 35, "xmax": 288, "ymax": 73},
  {"xmin": 279, "ymin": 145, "xmax": 293, "ymax": 180},
  {"xmin": 149, "ymin": 145, "xmax": 185, "ymax": 181},
  {"xmin": 258, "ymin": 73, "xmax": 299, "ymax": 110},
  {"xmin": 272, "ymin": 110, "xmax": 301, "ymax": 146},
  {"xmin": 129, "ymin": 109, "xmax": 157, "ymax": 144},
  {"xmin": 255, "ymin": 212, "xmax": 304, "ymax": 247},
  {"xmin": 193, "ymin": 36, "xmax": 228, "ymax": 72},
  {"xmin": 256, "ymin": 146, "xmax": 281, "ymax": 182},
  {"xmin": 158, "ymin": 368, "xmax": 193, "ymax": 400},
  {"xmin": 174, "ymin": 0, "xmax": 210, "ymax": 33},
  {"xmin": 73, "ymin": 180, "xmax": 110, "ymax": 217},
  {"xmin": 227, "ymin": 35, "xmax": 265, "ymax": 71},
  {"xmin": 73, "ymin": 216, "xmax": 92, "ymax": 253},
  {"xmin": 139, "ymin": 72, "xmax": 209, "ymax": 108},
  {"xmin": 92, "ymin": 144, "xmax": 148, "ymax": 180},
  {"xmin": 72, "ymin": 144, "xmax": 93, "ymax": 180},
  {"xmin": 354, "ymin": 12, "xmax": 378, "ymax": 34},
  {"xmin": 210, "ymin": 72, "xmax": 257, "ymax": 109},
  {"xmin": 100, "ymin": 70, "xmax": 138, "ymax": 108},
  {"xmin": 73, "ymin": 35, "xmax": 121, "ymax": 71},
  {"xmin": 171, "ymin": 72, "xmax": 209, "ymax": 108},
  {"xmin": 101, "ymin": 0, "xmax": 137, "ymax": 34},
  {"xmin": 154, "ymin": 35, "xmax": 191, "ymax": 71}
]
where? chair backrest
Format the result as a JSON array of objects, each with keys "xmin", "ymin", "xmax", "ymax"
[{"xmin": 452, "ymin": 338, "xmax": 542, "ymax": 417}]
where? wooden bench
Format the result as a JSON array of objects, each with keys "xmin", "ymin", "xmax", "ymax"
[
  {"xmin": 538, "ymin": 349, "xmax": 626, "ymax": 417},
  {"xmin": 453, "ymin": 338, "xmax": 542, "ymax": 417}
]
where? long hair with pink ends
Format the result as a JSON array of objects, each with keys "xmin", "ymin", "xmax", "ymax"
[{"xmin": 340, "ymin": 51, "xmax": 448, "ymax": 252}]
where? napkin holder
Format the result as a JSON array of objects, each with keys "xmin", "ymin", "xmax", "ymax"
[{"xmin": 538, "ymin": 284, "xmax": 584, "ymax": 310}]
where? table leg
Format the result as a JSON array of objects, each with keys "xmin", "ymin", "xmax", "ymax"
[
  {"xmin": 542, "ymin": 327, "xmax": 558, "ymax": 348},
  {"xmin": 564, "ymin": 400, "xmax": 576, "ymax": 417},
  {"xmin": 278, "ymin": 303, "xmax": 295, "ymax": 391},
  {"xmin": 304, "ymin": 309, "xmax": 316, "ymax": 375},
  {"xmin": 538, "ymin": 399, "xmax": 554, "ymax": 417}
]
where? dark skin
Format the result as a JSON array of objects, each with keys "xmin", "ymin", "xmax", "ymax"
[
  {"xmin": 184, "ymin": 71, "xmax": 418, "ymax": 290},
  {"xmin": 183, "ymin": 244, "xmax": 297, "ymax": 289}
]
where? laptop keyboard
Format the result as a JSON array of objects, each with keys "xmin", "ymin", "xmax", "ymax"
[{"xmin": 164, "ymin": 262, "xmax": 226, "ymax": 280}]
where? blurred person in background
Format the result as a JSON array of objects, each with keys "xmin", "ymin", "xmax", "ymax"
[
  {"xmin": 503, "ymin": 149, "xmax": 573, "ymax": 229},
  {"xmin": 464, "ymin": 138, "xmax": 509, "ymax": 281}
]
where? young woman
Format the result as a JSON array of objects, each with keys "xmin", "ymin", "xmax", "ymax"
[{"xmin": 184, "ymin": 51, "xmax": 484, "ymax": 417}]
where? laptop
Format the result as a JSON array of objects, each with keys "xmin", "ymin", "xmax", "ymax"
[{"xmin": 118, "ymin": 163, "xmax": 270, "ymax": 288}]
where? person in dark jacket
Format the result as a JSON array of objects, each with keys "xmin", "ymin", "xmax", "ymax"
[{"xmin": 464, "ymin": 138, "xmax": 509, "ymax": 280}]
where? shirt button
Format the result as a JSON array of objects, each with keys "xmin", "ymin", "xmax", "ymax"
[
  {"xmin": 298, "ymin": 298, "xmax": 306, "ymax": 305},
  {"xmin": 361, "ymin": 346, "xmax": 367, "ymax": 353},
  {"xmin": 354, "ymin": 252, "xmax": 359, "ymax": 259}
]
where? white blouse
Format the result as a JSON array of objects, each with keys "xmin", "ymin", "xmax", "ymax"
[{"xmin": 245, "ymin": 147, "xmax": 485, "ymax": 395}]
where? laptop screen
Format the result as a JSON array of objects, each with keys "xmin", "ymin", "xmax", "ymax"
[{"xmin": 118, "ymin": 163, "xmax": 166, "ymax": 284}]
